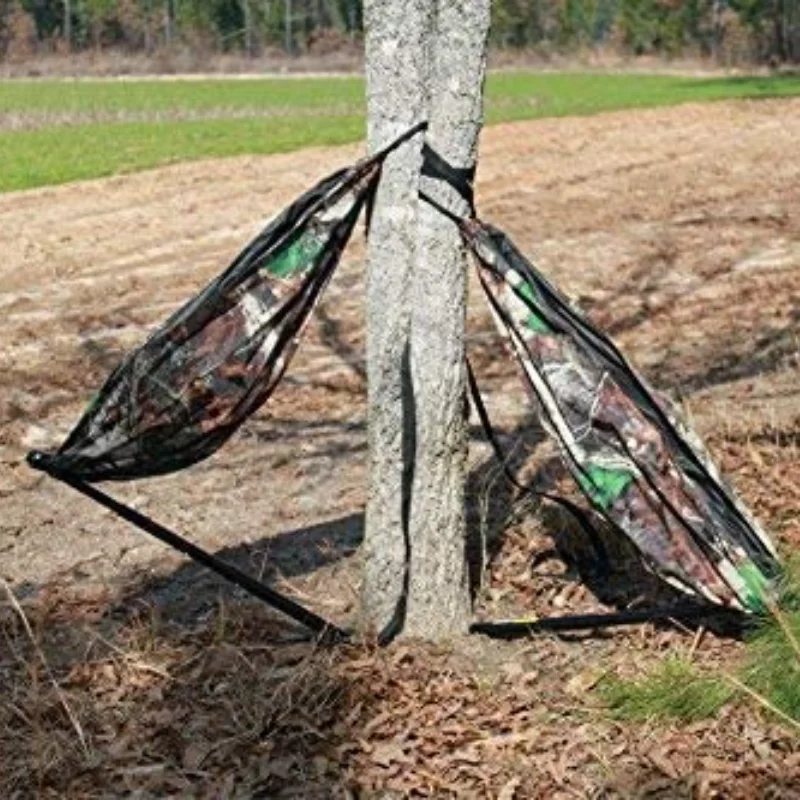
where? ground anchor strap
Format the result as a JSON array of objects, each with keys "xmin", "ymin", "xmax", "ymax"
[
  {"xmin": 26, "ymin": 451, "xmax": 748, "ymax": 643},
  {"xmin": 470, "ymin": 604, "xmax": 746, "ymax": 639}
]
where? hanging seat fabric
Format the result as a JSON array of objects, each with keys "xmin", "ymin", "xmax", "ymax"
[
  {"xmin": 460, "ymin": 217, "xmax": 780, "ymax": 614},
  {"xmin": 29, "ymin": 125, "xmax": 425, "ymax": 483},
  {"xmin": 417, "ymin": 138, "xmax": 781, "ymax": 618}
]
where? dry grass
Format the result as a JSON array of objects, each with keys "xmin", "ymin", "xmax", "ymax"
[
  {"xmin": 3, "ymin": 417, "xmax": 800, "ymax": 797},
  {"xmin": 0, "ymin": 48, "xmax": 363, "ymax": 80},
  {"xmin": 2, "ymin": 576, "xmax": 800, "ymax": 798},
  {"xmin": 0, "ymin": 588, "xmax": 348, "ymax": 796}
]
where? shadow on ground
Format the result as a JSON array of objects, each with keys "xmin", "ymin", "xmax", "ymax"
[
  {"xmin": 119, "ymin": 512, "xmax": 365, "ymax": 627},
  {"xmin": 0, "ymin": 513, "xmax": 369, "ymax": 795},
  {"xmin": 0, "ymin": 458, "xmax": 793, "ymax": 796}
]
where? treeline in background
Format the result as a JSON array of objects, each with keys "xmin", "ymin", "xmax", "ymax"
[{"xmin": 1, "ymin": 0, "xmax": 798, "ymax": 68}]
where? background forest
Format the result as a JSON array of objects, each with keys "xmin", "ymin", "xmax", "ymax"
[{"xmin": 0, "ymin": 0, "xmax": 798, "ymax": 69}]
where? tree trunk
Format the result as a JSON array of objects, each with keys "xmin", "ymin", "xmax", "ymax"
[
  {"xmin": 362, "ymin": 0, "xmax": 490, "ymax": 640},
  {"xmin": 361, "ymin": 0, "xmax": 433, "ymax": 636},
  {"xmin": 404, "ymin": 0, "xmax": 491, "ymax": 638},
  {"xmin": 241, "ymin": 0, "xmax": 253, "ymax": 55},
  {"xmin": 64, "ymin": 0, "xmax": 72, "ymax": 51},
  {"xmin": 284, "ymin": 0, "xmax": 293, "ymax": 53},
  {"xmin": 164, "ymin": 0, "xmax": 173, "ymax": 45}
]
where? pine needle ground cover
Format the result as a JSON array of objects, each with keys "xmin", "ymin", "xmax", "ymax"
[{"xmin": 1, "ymin": 72, "xmax": 799, "ymax": 192}]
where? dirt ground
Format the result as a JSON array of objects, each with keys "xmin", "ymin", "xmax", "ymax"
[{"xmin": 1, "ymin": 99, "xmax": 799, "ymax": 797}]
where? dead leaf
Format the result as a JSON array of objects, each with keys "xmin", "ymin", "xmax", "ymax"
[
  {"xmin": 498, "ymin": 775, "xmax": 521, "ymax": 800},
  {"xmin": 648, "ymin": 748, "xmax": 680, "ymax": 780},
  {"xmin": 565, "ymin": 668, "xmax": 604, "ymax": 697},
  {"xmin": 364, "ymin": 710, "xmax": 393, "ymax": 735},
  {"xmin": 371, "ymin": 741, "xmax": 412, "ymax": 767},
  {"xmin": 182, "ymin": 740, "xmax": 211, "ymax": 771}
]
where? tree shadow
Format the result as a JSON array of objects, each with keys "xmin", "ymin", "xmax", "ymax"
[
  {"xmin": 650, "ymin": 307, "xmax": 800, "ymax": 395},
  {"xmin": 238, "ymin": 415, "xmax": 368, "ymax": 465},
  {"xmin": 314, "ymin": 300, "xmax": 367, "ymax": 385},
  {"xmin": 464, "ymin": 412, "xmax": 547, "ymax": 595},
  {"xmin": 80, "ymin": 337, "xmax": 125, "ymax": 373},
  {"xmin": 1, "ymin": 407, "xmax": 756, "ymax": 796},
  {"xmin": 462, "ymin": 349, "xmax": 623, "ymax": 614},
  {"xmin": 464, "ymin": 417, "xmax": 687, "ymax": 622},
  {"xmin": 460, "ymin": 301, "xmax": 784, "ymax": 633},
  {"xmin": 583, "ymin": 257, "xmax": 799, "ymax": 398},
  {"xmin": 0, "ymin": 512, "xmax": 372, "ymax": 796},
  {"xmin": 540, "ymin": 503, "xmax": 690, "ymax": 613},
  {"xmin": 116, "ymin": 512, "xmax": 364, "ymax": 627}
]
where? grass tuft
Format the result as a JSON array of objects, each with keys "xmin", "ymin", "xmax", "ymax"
[
  {"xmin": 598, "ymin": 559, "xmax": 800, "ymax": 729},
  {"xmin": 740, "ymin": 558, "xmax": 800, "ymax": 725},
  {"xmin": 598, "ymin": 656, "xmax": 734, "ymax": 723}
]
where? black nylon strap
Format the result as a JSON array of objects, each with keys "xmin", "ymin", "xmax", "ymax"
[
  {"xmin": 27, "ymin": 452, "xmax": 348, "ymax": 643},
  {"xmin": 418, "ymin": 190, "xmax": 466, "ymax": 227},
  {"xmin": 466, "ymin": 359, "xmax": 609, "ymax": 573},
  {"xmin": 470, "ymin": 603, "xmax": 743, "ymax": 639},
  {"xmin": 421, "ymin": 144, "xmax": 476, "ymax": 217},
  {"xmin": 374, "ymin": 120, "xmax": 429, "ymax": 160},
  {"xmin": 366, "ymin": 120, "xmax": 430, "ymax": 237}
]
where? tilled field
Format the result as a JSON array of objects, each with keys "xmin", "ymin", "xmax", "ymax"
[{"xmin": 1, "ymin": 99, "xmax": 799, "ymax": 797}]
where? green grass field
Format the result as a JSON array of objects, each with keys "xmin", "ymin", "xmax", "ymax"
[{"xmin": 1, "ymin": 72, "xmax": 798, "ymax": 193}]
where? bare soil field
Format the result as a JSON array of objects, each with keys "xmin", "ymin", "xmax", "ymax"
[{"xmin": 1, "ymin": 99, "xmax": 799, "ymax": 797}]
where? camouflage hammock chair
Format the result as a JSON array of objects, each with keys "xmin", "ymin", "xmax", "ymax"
[
  {"xmin": 418, "ymin": 145, "xmax": 781, "ymax": 637},
  {"xmin": 27, "ymin": 126, "xmax": 781, "ymax": 642},
  {"xmin": 27, "ymin": 123, "xmax": 429, "ymax": 643}
]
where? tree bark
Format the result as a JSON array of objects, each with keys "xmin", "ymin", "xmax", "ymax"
[
  {"xmin": 361, "ymin": 0, "xmax": 432, "ymax": 635},
  {"xmin": 362, "ymin": 0, "xmax": 490, "ymax": 640},
  {"xmin": 284, "ymin": 0, "xmax": 293, "ymax": 53},
  {"xmin": 404, "ymin": 0, "xmax": 491, "ymax": 638}
]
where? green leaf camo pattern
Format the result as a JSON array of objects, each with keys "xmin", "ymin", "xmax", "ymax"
[
  {"xmin": 465, "ymin": 219, "xmax": 780, "ymax": 613},
  {"xmin": 34, "ymin": 156, "xmax": 382, "ymax": 481}
]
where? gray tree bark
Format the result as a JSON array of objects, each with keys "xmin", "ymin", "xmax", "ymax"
[
  {"xmin": 361, "ymin": 0, "xmax": 432, "ymax": 634},
  {"xmin": 284, "ymin": 0, "xmax": 293, "ymax": 53},
  {"xmin": 362, "ymin": 0, "xmax": 490, "ymax": 639},
  {"xmin": 404, "ymin": 0, "xmax": 491, "ymax": 638},
  {"xmin": 241, "ymin": 0, "xmax": 253, "ymax": 55}
]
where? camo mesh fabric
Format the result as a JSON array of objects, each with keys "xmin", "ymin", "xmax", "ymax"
[
  {"xmin": 465, "ymin": 219, "xmax": 780, "ymax": 612},
  {"xmin": 34, "ymin": 156, "xmax": 382, "ymax": 481}
]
